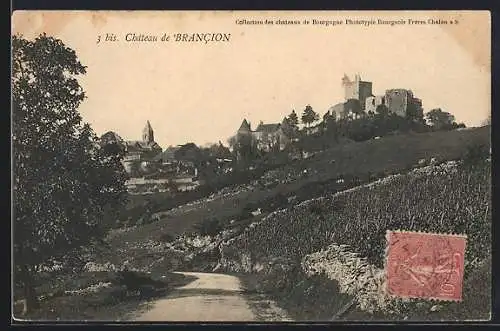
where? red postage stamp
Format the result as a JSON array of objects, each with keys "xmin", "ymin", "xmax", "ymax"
[{"xmin": 385, "ymin": 230, "xmax": 467, "ymax": 301}]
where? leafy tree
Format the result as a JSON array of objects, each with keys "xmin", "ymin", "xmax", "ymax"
[
  {"xmin": 301, "ymin": 105, "xmax": 320, "ymax": 128},
  {"xmin": 280, "ymin": 117, "xmax": 298, "ymax": 143},
  {"xmin": 322, "ymin": 110, "xmax": 336, "ymax": 124},
  {"xmin": 319, "ymin": 110, "xmax": 336, "ymax": 135},
  {"xmin": 227, "ymin": 135, "xmax": 238, "ymax": 151},
  {"xmin": 282, "ymin": 116, "xmax": 290, "ymax": 126},
  {"xmin": 12, "ymin": 34, "xmax": 128, "ymax": 315},
  {"xmin": 287, "ymin": 109, "xmax": 299, "ymax": 127},
  {"xmin": 344, "ymin": 99, "xmax": 363, "ymax": 119},
  {"xmin": 425, "ymin": 108, "xmax": 455, "ymax": 130},
  {"xmin": 345, "ymin": 117, "xmax": 374, "ymax": 142},
  {"xmin": 406, "ymin": 101, "xmax": 425, "ymax": 123},
  {"xmin": 375, "ymin": 104, "xmax": 389, "ymax": 117}
]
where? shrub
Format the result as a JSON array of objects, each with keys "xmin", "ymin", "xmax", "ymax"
[
  {"xmin": 263, "ymin": 193, "xmax": 289, "ymax": 212},
  {"xmin": 462, "ymin": 142, "xmax": 490, "ymax": 168},
  {"xmin": 115, "ymin": 270, "xmax": 166, "ymax": 292},
  {"xmin": 159, "ymin": 233, "xmax": 176, "ymax": 243},
  {"xmin": 193, "ymin": 218, "xmax": 224, "ymax": 237}
]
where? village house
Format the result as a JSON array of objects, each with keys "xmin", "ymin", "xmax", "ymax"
[
  {"xmin": 237, "ymin": 119, "xmax": 291, "ymax": 152},
  {"xmin": 100, "ymin": 120, "xmax": 162, "ymax": 177},
  {"xmin": 152, "ymin": 143, "xmax": 210, "ymax": 191},
  {"xmin": 154, "ymin": 143, "xmax": 201, "ymax": 177}
]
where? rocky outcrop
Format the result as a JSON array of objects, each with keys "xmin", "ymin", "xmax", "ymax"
[{"xmin": 302, "ymin": 244, "xmax": 391, "ymax": 314}]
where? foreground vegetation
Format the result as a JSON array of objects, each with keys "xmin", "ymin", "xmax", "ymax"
[{"xmin": 218, "ymin": 146, "xmax": 491, "ymax": 320}]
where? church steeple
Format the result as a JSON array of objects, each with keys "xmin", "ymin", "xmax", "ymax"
[{"xmin": 142, "ymin": 120, "xmax": 154, "ymax": 143}]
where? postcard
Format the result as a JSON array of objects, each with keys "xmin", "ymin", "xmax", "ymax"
[{"xmin": 11, "ymin": 10, "xmax": 491, "ymax": 322}]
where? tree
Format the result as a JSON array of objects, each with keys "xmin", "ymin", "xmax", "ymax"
[
  {"xmin": 322, "ymin": 110, "xmax": 336, "ymax": 124},
  {"xmin": 451, "ymin": 122, "xmax": 466, "ymax": 130},
  {"xmin": 301, "ymin": 105, "xmax": 320, "ymax": 128},
  {"xmin": 287, "ymin": 109, "xmax": 299, "ymax": 127},
  {"xmin": 425, "ymin": 108, "xmax": 455, "ymax": 130},
  {"xmin": 12, "ymin": 34, "xmax": 128, "ymax": 315},
  {"xmin": 319, "ymin": 110, "xmax": 336, "ymax": 135},
  {"xmin": 375, "ymin": 104, "xmax": 389, "ymax": 117},
  {"xmin": 227, "ymin": 135, "xmax": 238, "ymax": 152},
  {"xmin": 406, "ymin": 101, "xmax": 425, "ymax": 123},
  {"xmin": 344, "ymin": 99, "xmax": 363, "ymax": 119}
]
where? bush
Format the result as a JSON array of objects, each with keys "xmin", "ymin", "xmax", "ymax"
[
  {"xmin": 462, "ymin": 142, "xmax": 490, "ymax": 168},
  {"xmin": 115, "ymin": 270, "xmax": 166, "ymax": 292},
  {"xmin": 159, "ymin": 233, "xmax": 176, "ymax": 243},
  {"xmin": 263, "ymin": 193, "xmax": 289, "ymax": 212},
  {"xmin": 193, "ymin": 218, "xmax": 224, "ymax": 237}
]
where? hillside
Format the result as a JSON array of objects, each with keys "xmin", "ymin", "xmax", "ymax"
[
  {"xmin": 218, "ymin": 158, "xmax": 490, "ymax": 320},
  {"xmin": 108, "ymin": 127, "xmax": 489, "ymax": 248},
  {"xmin": 25, "ymin": 127, "xmax": 491, "ymax": 320}
]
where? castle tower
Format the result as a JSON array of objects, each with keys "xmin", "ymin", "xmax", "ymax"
[
  {"xmin": 342, "ymin": 73, "xmax": 373, "ymax": 110},
  {"xmin": 142, "ymin": 120, "xmax": 154, "ymax": 143},
  {"xmin": 341, "ymin": 74, "xmax": 351, "ymax": 87}
]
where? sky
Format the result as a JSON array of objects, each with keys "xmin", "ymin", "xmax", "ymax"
[{"xmin": 12, "ymin": 11, "xmax": 491, "ymax": 148}]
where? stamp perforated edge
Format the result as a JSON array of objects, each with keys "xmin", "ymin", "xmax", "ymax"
[{"xmin": 383, "ymin": 229, "xmax": 468, "ymax": 303}]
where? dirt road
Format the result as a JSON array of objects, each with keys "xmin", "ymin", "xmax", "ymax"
[{"xmin": 132, "ymin": 272, "xmax": 292, "ymax": 322}]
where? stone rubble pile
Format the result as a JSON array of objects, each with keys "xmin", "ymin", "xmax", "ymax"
[{"xmin": 64, "ymin": 282, "xmax": 113, "ymax": 296}]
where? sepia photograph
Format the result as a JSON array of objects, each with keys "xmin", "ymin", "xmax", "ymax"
[{"xmin": 11, "ymin": 10, "xmax": 491, "ymax": 322}]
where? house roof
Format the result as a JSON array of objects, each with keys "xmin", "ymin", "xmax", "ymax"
[
  {"xmin": 153, "ymin": 146, "xmax": 180, "ymax": 161},
  {"xmin": 255, "ymin": 123, "xmax": 281, "ymax": 133},
  {"xmin": 175, "ymin": 143, "xmax": 204, "ymax": 161},
  {"xmin": 208, "ymin": 142, "xmax": 232, "ymax": 159},
  {"xmin": 125, "ymin": 140, "xmax": 162, "ymax": 152},
  {"xmin": 238, "ymin": 119, "xmax": 251, "ymax": 131},
  {"xmin": 153, "ymin": 143, "xmax": 205, "ymax": 162}
]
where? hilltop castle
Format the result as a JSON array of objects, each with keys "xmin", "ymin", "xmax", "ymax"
[
  {"xmin": 329, "ymin": 74, "xmax": 423, "ymax": 120},
  {"xmin": 342, "ymin": 73, "xmax": 373, "ymax": 110}
]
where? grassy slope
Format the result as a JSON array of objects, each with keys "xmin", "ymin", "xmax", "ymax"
[
  {"xmin": 227, "ymin": 160, "xmax": 491, "ymax": 320},
  {"xmin": 109, "ymin": 127, "xmax": 489, "ymax": 250},
  {"xmin": 232, "ymin": 161, "xmax": 491, "ymax": 268}
]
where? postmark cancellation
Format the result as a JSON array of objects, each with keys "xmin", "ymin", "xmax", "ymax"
[{"xmin": 385, "ymin": 230, "xmax": 467, "ymax": 302}]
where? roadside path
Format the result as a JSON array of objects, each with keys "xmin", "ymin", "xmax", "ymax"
[{"xmin": 133, "ymin": 272, "xmax": 291, "ymax": 321}]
